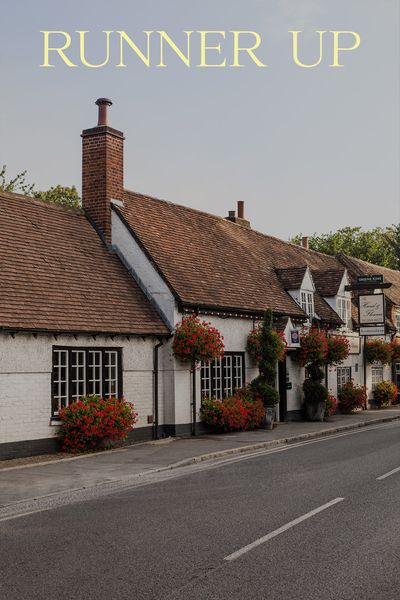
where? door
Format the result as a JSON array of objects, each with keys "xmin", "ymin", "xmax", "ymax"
[{"xmin": 278, "ymin": 359, "xmax": 288, "ymax": 421}]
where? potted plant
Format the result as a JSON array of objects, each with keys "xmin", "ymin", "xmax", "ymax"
[
  {"xmin": 365, "ymin": 339, "xmax": 392, "ymax": 365},
  {"xmin": 300, "ymin": 327, "xmax": 329, "ymax": 421},
  {"xmin": 249, "ymin": 309, "xmax": 285, "ymax": 429}
]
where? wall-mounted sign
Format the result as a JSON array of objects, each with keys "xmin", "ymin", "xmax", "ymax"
[
  {"xmin": 360, "ymin": 325, "xmax": 386, "ymax": 336},
  {"xmin": 357, "ymin": 275, "xmax": 384, "ymax": 285},
  {"xmin": 286, "ymin": 382, "xmax": 293, "ymax": 390},
  {"xmin": 358, "ymin": 293, "xmax": 385, "ymax": 325},
  {"xmin": 289, "ymin": 330, "xmax": 300, "ymax": 346}
]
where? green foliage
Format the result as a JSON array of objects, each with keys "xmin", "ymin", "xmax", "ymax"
[
  {"xmin": 250, "ymin": 309, "xmax": 281, "ymax": 406},
  {"xmin": 0, "ymin": 165, "xmax": 81, "ymax": 208},
  {"xmin": 303, "ymin": 379, "xmax": 328, "ymax": 405},
  {"xmin": 372, "ymin": 381, "xmax": 398, "ymax": 408},
  {"xmin": 250, "ymin": 377, "xmax": 280, "ymax": 405},
  {"xmin": 291, "ymin": 226, "xmax": 400, "ymax": 270}
]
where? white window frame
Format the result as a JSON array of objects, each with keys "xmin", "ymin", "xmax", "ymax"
[
  {"xmin": 201, "ymin": 352, "xmax": 245, "ymax": 400},
  {"xmin": 337, "ymin": 366, "xmax": 351, "ymax": 392},
  {"xmin": 371, "ymin": 366, "xmax": 383, "ymax": 391},
  {"xmin": 337, "ymin": 297, "xmax": 352, "ymax": 329},
  {"xmin": 300, "ymin": 290, "xmax": 314, "ymax": 320}
]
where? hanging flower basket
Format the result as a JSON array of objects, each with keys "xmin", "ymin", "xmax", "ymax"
[
  {"xmin": 299, "ymin": 326, "xmax": 329, "ymax": 365},
  {"xmin": 365, "ymin": 339, "xmax": 392, "ymax": 365},
  {"xmin": 326, "ymin": 335, "xmax": 351, "ymax": 366},
  {"xmin": 391, "ymin": 339, "xmax": 400, "ymax": 362},
  {"xmin": 246, "ymin": 327, "xmax": 287, "ymax": 363},
  {"xmin": 172, "ymin": 315, "xmax": 224, "ymax": 363}
]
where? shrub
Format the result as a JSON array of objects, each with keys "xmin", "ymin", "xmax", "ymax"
[
  {"xmin": 303, "ymin": 379, "xmax": 328, "ymax": 405},
  {"xmin": 247, "ymin": 327, "xmax": 287, "ymax": 363},
  {"xmin": 201, "ymin": 392, "xmax": 265, "ymax": 432},
  {"xmin": 250, "ymin": 377, "xmax": 280, "ymax": 405},
  {"xmin": 338, "ymin": 381, "xmax": 367, "ymax": 412},
  {"xmin": 58, "ymin": 396, "xmax": 138, "ymax": 453},
  {"xmin": 325, "ymin": 394, "xmax": 338, "ymax": 418},
  {"xmin": 172, "ymin": 315, "xmax": 224, "ymax": 363},
  {"xmin": 373, "ymin": 381, "xmax": 398, "ymax": 407},
  {"xmin": 365, "ymin": 339, "xmax": 392, "ymax": 365},
  {"xmin": 326, "ymin": 335, "xmax": 351, "ymax": 366}
]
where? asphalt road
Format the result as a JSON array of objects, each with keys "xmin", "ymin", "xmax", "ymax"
[{"xmin": 1, "ymin": 421, "xmax": 400, "ymax": 600}]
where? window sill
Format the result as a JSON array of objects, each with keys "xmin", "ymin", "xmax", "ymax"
[{"xmin": 49, "ymin": 419, "xmax": 61, "ymax": 427}]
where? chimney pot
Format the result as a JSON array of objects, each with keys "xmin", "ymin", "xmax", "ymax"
[
  {"xmin": 228, "ymin": 210, "xmax": 236, "ymax": 218},
  {"xmin": 302, "ymin": 236, "xmax": 309, "ymax": 249},
  {"xmin": 95, "ymin": 97, "xmax": 113, "ymax": 127},
  {"xmin": 237, "ymin": 200, "xmax": 244, "ymax": 219}
]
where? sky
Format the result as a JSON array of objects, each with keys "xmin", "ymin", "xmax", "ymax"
[{"xmin": 0, "ymin": 0, "xmax": 399, "ymax": 240}]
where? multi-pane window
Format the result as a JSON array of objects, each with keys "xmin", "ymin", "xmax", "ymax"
[
  {"xmin": 371, "ymin": 366, "xmax": 383, "ymax": 391},
  {"xmin": 300, "ymin": 291, "xmax": 314, "ymax": 320},
  {"xmin": 201, "ymin": 352, "xmax": 245, "ymax": 400},
  {"xmin": 396, "ymin": 312, "xmax": 400, "ymax": 334},
  {"xmin": 52, "ymin": 347, "xmax": 122, "ymax": 416},
  {"xmin": 337, "ymin": 367, "xmax": 351, "ymax": 392},
  {"xmin": 337, "ymin": 297, "xmax": 352, "ymax": 329}
]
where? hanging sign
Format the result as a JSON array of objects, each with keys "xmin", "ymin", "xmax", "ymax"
[{"xmin": 358, "ymin": 293, "xmax": 385, "ymax": 325}]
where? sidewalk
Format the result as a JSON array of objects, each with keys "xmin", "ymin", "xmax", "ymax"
[{"xmin": 1, "ymin": 408, "xmax": 400, "ymax": 508}]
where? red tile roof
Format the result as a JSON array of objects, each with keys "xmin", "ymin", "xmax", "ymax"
[
  {"xmin": 0, "ymin": 192, "xmax": 168, "ymax": 335},
  {"xmin": 118, "ymin": 190, "xmax": 344, "ymax": 322}
]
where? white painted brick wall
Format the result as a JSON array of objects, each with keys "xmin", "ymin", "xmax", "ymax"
[{"xmin": 0, "ymin": 333, "xmax": 156, "ymax": 444}]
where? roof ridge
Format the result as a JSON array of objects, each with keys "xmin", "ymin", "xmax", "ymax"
[
  {"xmin": 0, "ymin": 190, "xmax": 82, "ymax": 213},
  {"xmin": 123, "ymin": 188, "xmax": 342, "ymax": 264}
]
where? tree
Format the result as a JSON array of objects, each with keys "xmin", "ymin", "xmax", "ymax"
[
  {"xmin": 291, "ymin": 226, "xmax": 400, "ymax": 270},
  {"xmin": 0, "ymin": 165, "xmax": 81, "ymax": 209}
]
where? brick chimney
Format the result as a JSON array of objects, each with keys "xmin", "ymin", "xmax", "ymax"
[
  {"xmin": 302, "ymin": 236, "xmax": 309, "ymax": 249},
  {"xmin": 81, "ymin": 98, "xmax": 124, "ymax": 243},
  {"xmin": 225, "ymin": 201, "xmax": 250, "ymax": 228}
]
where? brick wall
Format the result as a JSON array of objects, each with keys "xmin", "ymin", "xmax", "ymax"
[{"xmin": 81, "ymin": 126, "xmax": 124, "ymax": 242}]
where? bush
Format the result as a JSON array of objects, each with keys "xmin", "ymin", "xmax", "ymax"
[
  {"xmin": 250, "ymin": 377, "xmax": 280, "ymax": 405},
  {"xmin": 365, "ymin": 339, "xmax": 392, "ymax": 365},
  {"xmin": 303, "ymin": 379, "xmax": 328, "ymax": 405},
  {"xmin": 201, "ymin": 392, "xmax": 265, "ymax": 432},
  {"xmin": 391, "ymin": 340, "xmax": 400, "ymax": 361},
  {"xmin": 173, "ymin": 315, "xmax": 224, "ymax": 363},
  {"xmin": 58, "ymin": 396, "xmax": 138, "ymax": 453},
  {"xmin": 373, "ymin": 381, "xmax": 398, "ymax": 407},
  {"xmin": 247, "ymin": 327, "xmax": 287, "ymax": 363},
  {"xmin": 325, "ymin": 394, "xmax": 338, "ymax": 418},
  {"xmin": 338, "ymin": 381, "xmax": 367, "ymax": 412}
]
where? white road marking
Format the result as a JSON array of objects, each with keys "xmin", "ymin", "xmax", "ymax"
[
  {"xmin": 376, "ymin": 465, "xmax": 400, "ymax": 481},
  {"xmin": 224, "ymin": 497, "xmax": 345, "ymax": 562}
]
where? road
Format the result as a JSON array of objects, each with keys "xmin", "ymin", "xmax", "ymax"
[{"xmin": 1, "ymin": 421, "xmax": 400, "ymax": 599}]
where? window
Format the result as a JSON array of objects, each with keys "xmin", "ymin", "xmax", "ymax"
[
  {"xmin": 337, "ymin": 367, "xmax": 351, "ymax": 392},
  {"xmin": 371, "ymin": 366, "xmax": 383, "ymax": 391},
  {"xmin": 337, "ymin": 297, "xmax": 352, "ymax": 329},
  {"xmin": 201, "ymin": 352, "xmax": 245, "ymax": 400},
  {"xmin": 300, "ymin": 291, "xmax": 314, "ymax": 320},
  {"xmin": 396, "ymin": 312, "xmax": 400, "ymax": 334},
  {"xmin": 52, "ymin": 347, "xmax": 122, "ymax": 417}
]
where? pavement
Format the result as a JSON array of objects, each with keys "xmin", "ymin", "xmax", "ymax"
[{"xmin": 1, "ymin": 407, "xmax": 400, "ymax": 508}]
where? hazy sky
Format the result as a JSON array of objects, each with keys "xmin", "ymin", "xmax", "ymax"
[{"xmin": 1, "ymin": 0, "xmax": 399, "ymax": 239}]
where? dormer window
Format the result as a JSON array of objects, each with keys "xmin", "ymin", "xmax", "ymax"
[
  {"xmin": 337, "ymin": 297, "xmax": 352, "ymax": 329},
  {"xmin": 300, "ymin": 291, "xmax": 314, "ymax": 319}
]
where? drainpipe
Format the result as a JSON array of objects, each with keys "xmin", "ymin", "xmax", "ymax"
[
  {"xmin": 191, "ymin": 360, "xmax": 197, "ymax": 436},
  {"xmin": 153, "ymin": 339, "xmax": 164, "ymax": 440}
]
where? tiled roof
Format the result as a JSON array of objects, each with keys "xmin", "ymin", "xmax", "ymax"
[
  {"xmin": 314, "ymin": 293, "xmax": 342, "ymax": 326},
  {"xmin": 0, "ymin": 191, "xmax": 168, "ymax": 335},
  {"xmin": 312, "ymin": 269, "xmax": 345, "ymax": 297},
  {"xmin": 117, "ymin": 190, "xmax": 344, "ymax": 321},
  {"xmin": 275, "ymin": 267, "xmax": 307, "ymax": 290}
]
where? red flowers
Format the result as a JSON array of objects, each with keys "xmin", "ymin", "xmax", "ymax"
[
  {"xmin": 201, "ymin": 393, "xmax": 264, "ymax": 432},
  {"xmin": 58, "ymin": 396, "xmax": 138, "ymax": 453},
  {"xmin": 365, "ymin": 339, "xmax": 393, "ymax": 365},
  {"xmin": 326, "ymin": 335, "xmax": 351, "ymax": 366},
  {"xmin": 173, "ymin": 315, "xmax": 224, "ymax": 363},
  {"xmin": 300, "ymin": 327, "xmax": 329, "ymax": 365},
  {"xmin": 338, "ymin": 381, "xmax": 367, "ymax": 412}
]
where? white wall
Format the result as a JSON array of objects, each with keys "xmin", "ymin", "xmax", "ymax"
[
  {"xmin": 0, "ymin": 333, "xmax": 156, "ymax": 444},
  {"xmin": 111, "ymin": 210, "xmax": 175, "ymax": 329}
]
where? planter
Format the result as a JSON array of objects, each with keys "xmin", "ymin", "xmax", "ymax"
[
  {"xmin": 264, "ymin": 406, "xmax": 275, "ymax": 430},
  {"xmin": 305, "ymin": 401, "xmax": 325, "ymax": 422}
]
